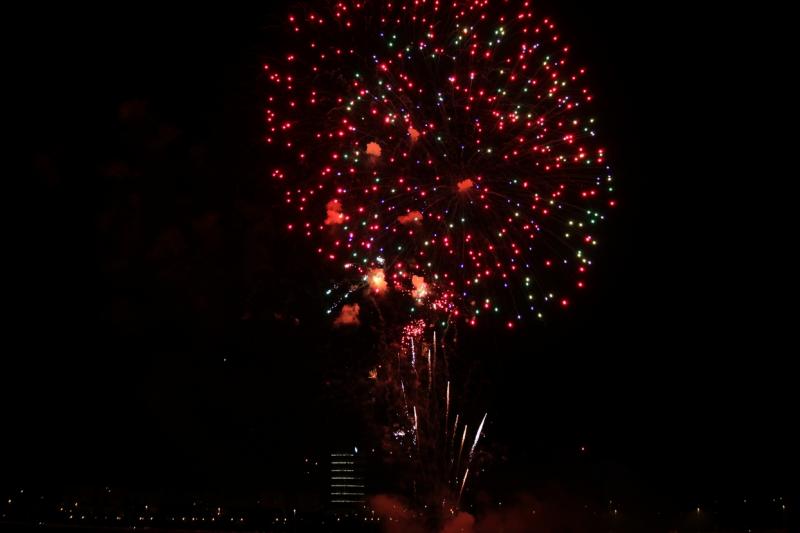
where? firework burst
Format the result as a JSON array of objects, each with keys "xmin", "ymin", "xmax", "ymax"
[
  {"xmin": 268, "ymin": 0, "xmax": 614, "ymax": 327},
  {"xmin": 267, "ymin": 0, "xmax": 614, "ymax": 521}
]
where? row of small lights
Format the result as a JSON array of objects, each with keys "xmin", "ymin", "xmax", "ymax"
[{"xmin": 5, "ymin": 489, "xmax": 790, "ymax": 524}]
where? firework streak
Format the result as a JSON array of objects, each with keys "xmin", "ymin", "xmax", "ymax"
[{"xmin": 373, "ymin": 309, "xmax": 487, "ymax": 513}]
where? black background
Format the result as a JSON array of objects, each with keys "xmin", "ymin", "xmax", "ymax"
[{"xmin": 8, "ymin": 0, "xmax": 796, "ymax": 516}]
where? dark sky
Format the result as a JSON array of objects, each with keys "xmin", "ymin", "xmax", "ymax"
[{"xmin": 8, "ymin": 0, "xmax": 796, "ymax": 512}]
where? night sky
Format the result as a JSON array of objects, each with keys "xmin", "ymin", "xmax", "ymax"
[{"xmin": 8, "ymin": 0, "xmax": 796, "ymax": 524}]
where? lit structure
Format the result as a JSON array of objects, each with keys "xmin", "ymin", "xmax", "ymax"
[{"xmin": 329, "ymin": 448, "xmax": 365, "ymax": 506}]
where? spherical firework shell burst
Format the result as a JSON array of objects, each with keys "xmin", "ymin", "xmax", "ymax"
[{"xmin": 268, "ymin": 0, "xmax": 614, "ymax": 325}]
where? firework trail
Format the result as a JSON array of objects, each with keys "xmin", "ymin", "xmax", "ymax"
[
  {"xmin": 468, "ymin": 412, "xmax": 488, "ymax": 463},
  {"xmin": 458, "ymin": 468, "xmax": 470, "ymax": 507},
  {"xmin": 456, "ymin": 423, "xmax": 468, "ymax": 476},
  {"xmin": 374, "ymin": 306, "xmax": 488, "ymax": 521}
]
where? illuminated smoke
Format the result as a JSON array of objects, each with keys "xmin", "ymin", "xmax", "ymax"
[
  {"xmin": 333, "ymin": 303, "xmax": 360, "ymax": 326},
  {"xmin": 397, "ymin": 210, "xmax": 423, "ymax": 225},
  {"xmin": 324, "ymin": 198, "xmax": 345, "ymax": 225},
  {"xmin": 368, "ymin": 268, "xmax": 388, "ymax": 293},
  {"xmin": 366, "ymin": 141, "xmax": 382, "ymax": 157},
  {"xmin": 369, "ymin": 494, "xmax": 414, "ymax": 520},
  {"xmin": 408, "ymin": 126, "xmax": 420, "ymax": 142},
  {"xmin": 441, "ymin": 511, "xmax": 475, "ymax": 533},
  {"xmin": 456, "ymin": 178, "xmax": 474, "ymax": 192},
  {"xmin": 411, "ymin": 275, "xmax": 428, "ymax": 299}
]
